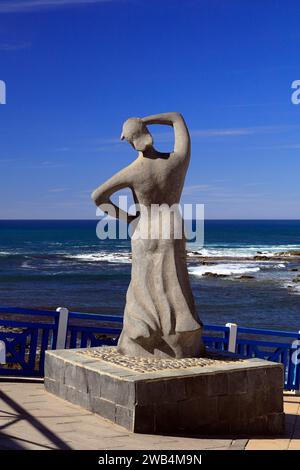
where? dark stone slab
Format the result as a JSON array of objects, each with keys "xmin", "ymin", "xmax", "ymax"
[
  {"xmin": 44, "ymin": 348, "xmax": 284, "ymax": 435},
  {"xmin": 91, "ymin": 396, "xmax": 116, "ymax": 422}
]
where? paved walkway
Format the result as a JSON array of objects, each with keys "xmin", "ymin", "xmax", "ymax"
[
  {"xmin": 0, "ymin": 379, "xmax": 299, "ymax": 450},
  {"xmin": 246, "ymin": 394, "xmax": 300, "ymax": 450}
]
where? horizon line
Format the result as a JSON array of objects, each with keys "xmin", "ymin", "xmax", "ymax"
[{"xmin": 1, "ymin": 218, "xmax": 300, "ymax": 222}]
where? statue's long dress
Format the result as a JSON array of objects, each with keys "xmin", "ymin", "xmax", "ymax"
[{"xmin": 117, "ymin": 206, "xmax": 204, "ymax": 358}]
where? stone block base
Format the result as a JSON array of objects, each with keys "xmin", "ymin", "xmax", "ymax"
[{"xmin": 44, "ymin": 348, "xmax": 284, "ymax": 435}]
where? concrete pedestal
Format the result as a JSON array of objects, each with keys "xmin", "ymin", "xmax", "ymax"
[{"xmin": 44, "ymin": 348, "xmax": 284, "ymax": 435}]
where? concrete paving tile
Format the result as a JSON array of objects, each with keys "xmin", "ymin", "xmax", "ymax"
[
  {"xmin": 0, "ymin": 381, "xmax": 298, "ymax": 451},
  {"xmin": 246, "ymin": 439, "xmax": 290, "ymax": 450},
  {"xmin": 230, "ymin": 439, "xmax": 248, "ymax": 450},
  {"xmin": 203, "ymin": 446, "xmax": 231, "ymax": 450},
  {"xmin": 284, "ymin": 402, "xmax": 300, "ymax": 414},
  {"xmin": 0, "ymin": 430, "xmax": 58, "ymax": 450},
  {"xmin": 283, "ymin": 395, "xmax": 300, "ymax": 403},
  {"xmin": 288, "ymin": 440, "xmax": 300, "ymax": 450}
]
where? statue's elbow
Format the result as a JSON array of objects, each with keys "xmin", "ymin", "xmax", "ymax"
[
  {"xmin": 176, "ymin": 112, "xmax": 184, "ymax": 121},
  {"xmin": 171, "ymin": 111, "xmax": 182, "ymax": 119},
  {"xmin": 91, "ymin": 189, "xmax": 109, "ymax": 207},
  {"xmin": 91, "ymin": 189, "xmax": 100, "ymax": 206},
  {"xmin": 171, "ymin": 112, "xmax": 184, "ymax": 124}
]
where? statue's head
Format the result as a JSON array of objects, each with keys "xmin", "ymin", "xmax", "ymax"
[{"xmin": 120, "ymin": 118, "xmax": 153, "ymax": 152}]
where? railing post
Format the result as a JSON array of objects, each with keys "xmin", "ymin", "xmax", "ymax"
[
  {"xmin": 0, "ymin": 340, "xmax": 6, "ymax": 364},
  {"xmin": 55, "ymin": 307, "xmax": 69, "ymax": 349},
  {"xmin": 295, "ymin": 331, "xmax": 300, "ymax": 394},
  {"xmin": 225, "ymin": 323, "xmax": 238, "ymax": 353}
]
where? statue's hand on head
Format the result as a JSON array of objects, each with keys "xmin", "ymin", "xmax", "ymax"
[
  {"xmin": 140, "ymin": 112, "xmax": 191, "ymax": 159},
  {"xmin": 91, "ymin": 112, "xmax": 190, "ymax": 222},
  {"xmin": 120, "ymin": 112, "xmax": 190, "ymax": 159}
]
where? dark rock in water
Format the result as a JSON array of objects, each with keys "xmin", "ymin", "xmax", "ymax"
[
  {"xmin": 292, "ymin": 276, "xmax": 300, "ymax": 283},
  {"xmin": 257, "ymin": 251, "xmax": 263, "ymax": 254},
  {"xmin": 291, "ymin": 268, "xmax": 299, "ymax": 272},
  {"xmin": 203, "ymin": 272, "xmax": 227, "ymax": 278},
  {"xmin": 279, "ymin": 250, "xmax": 300, "ymax": 257},
  {"xmin": 238, "ymin": 275, "xmax": 255, "ymax": 280},
  {"xmin": 254, "ymin": 255, "xmax": 269, "ymax": 260}
]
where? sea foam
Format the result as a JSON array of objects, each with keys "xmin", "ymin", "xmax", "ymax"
[
  {"xmin": 188, "ymin": 263, "xmax": 260, "ymax": 277},
  {"xmin": 187, "ymin": 244, "xmax": 300, "ymax": 259},
  {"xmin": 65, "ymin": 252, "xmax": 131, "ymax": 264}
]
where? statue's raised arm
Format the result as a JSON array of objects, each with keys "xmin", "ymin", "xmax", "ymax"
[{"xmin": 141, "ymin": 112, "xmax": 190, "ymax": 158}]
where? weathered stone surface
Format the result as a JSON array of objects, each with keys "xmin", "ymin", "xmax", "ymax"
[
  {"xmin": 85, "ymin": 369, "xmax": 102, "ymax": 397},
  {"xmin": 228, "ymin": 370, "xmax": 248, "ymax": 395},
  {"xmin": 177, "ymin": 397, "xmax": 218, "ymax": 432},
  {"xmin": 64, "ymin": 363, "xmax": 89, "ymax": 393},
  {"xmin": 265, "ymin": 364, "xmax": 284, "ymax": 390},
  {"xmin": 135, "ymin": 380, "xmax": 165, "ymax": 405},
  {"xmin": 91, "ymin": 112, "xmax": 205, "ymax": 359},
  {"xmin": 44, "ymin": 355, "xmax": 64, "ymax": 382},
  {"xmin": 63, "ymin": 385, "xmax": 92, "ymax": 411},
  {"xmin": 100, "ymin": 375, "xmax": 135, "ymax": 407},
  {"xmin": 247, "ymin": 367, "xmax": 266, "ymax": 392},
  {"xmin": 217, "ymin": 395, "xmax": 240, "ymax": 422},
  {"xmin": 91, "ymin": 397, "xmax": 116, "ymax": 422},
  {"xmin": 45, "ymin": 349, "xmax": 285, "ymax": 436},
  {"xmin": 116, "ymin": 405, "xmax": 134, "ymax": 431},
  {"xmin": 208, "ymin": 372, "xmax": 229, "ymax": 396},
  {"xmin": 134, "ymin": 405, "xmax": 155, "ymax": 433},
  {"xmin": 185, "ymin": 374, "xmax": 209, "ymax": 398},
  {"xmin": 80, "ymin": 346, "xmax": 243, "ymax": 373},
  {"xmin": 44, "ymin": 377, "xmax": 59, "ymax": 396}
]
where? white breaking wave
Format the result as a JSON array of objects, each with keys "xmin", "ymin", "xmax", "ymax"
[
  {"xmin": 187, "ymin": 244, "xmax": 300, "ymax": 258},
  {"xmin": 65, "ymin": 252, "xmax": 131, "ymax": 264},
  {"xmin": 21, "ymin": 261, "xmax": 34, "ymax": 269},
  {"xmin": 189, "ymin": 263, "xmax": 260, "ymax": 277},
  {"xmin": 282, "ymin": 281, "xmax": 300, "ymax": 295}
]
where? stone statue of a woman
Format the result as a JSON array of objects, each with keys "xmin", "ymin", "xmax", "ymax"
[{"xmin": 92, "ymin": 112, "xmax": 204, "ymax": 359}]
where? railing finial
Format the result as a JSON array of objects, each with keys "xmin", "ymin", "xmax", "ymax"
[{"xmin": 55, "ymin": 307, "xmax": 69, "ymax": 349}]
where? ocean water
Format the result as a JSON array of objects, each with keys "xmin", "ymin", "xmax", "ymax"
[{"xmin": 0, "ymin": 219, "xmax": 300, "ymax": 331}]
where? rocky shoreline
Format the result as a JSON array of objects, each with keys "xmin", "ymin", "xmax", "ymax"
[
  {"xmin": 187, "ymin": 250, "xmax": 300, "ymax": 264},
  {"xmin": 186, "ymin": 250, "xmax": 300, "ymax": 282}
]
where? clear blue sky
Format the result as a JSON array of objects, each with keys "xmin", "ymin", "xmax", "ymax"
[{"xmin": 0, "ymin": 0, "xmax": 299, "ymax": 219}]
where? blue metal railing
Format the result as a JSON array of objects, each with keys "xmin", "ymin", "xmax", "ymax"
[
  {"xmin": 202, "ymin": 324, "xmax": 230, "ymax": 351},
  {"xmin": 0, "ymin": 307, "xmax": 59, "ymax": 377},
  {"xmin": 0, "ymin": 306, "xmax": 299, "ymax": 390},
  {"xmin": 235, "ymin": 326, "xmax": 300, "ymax": 391}
]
